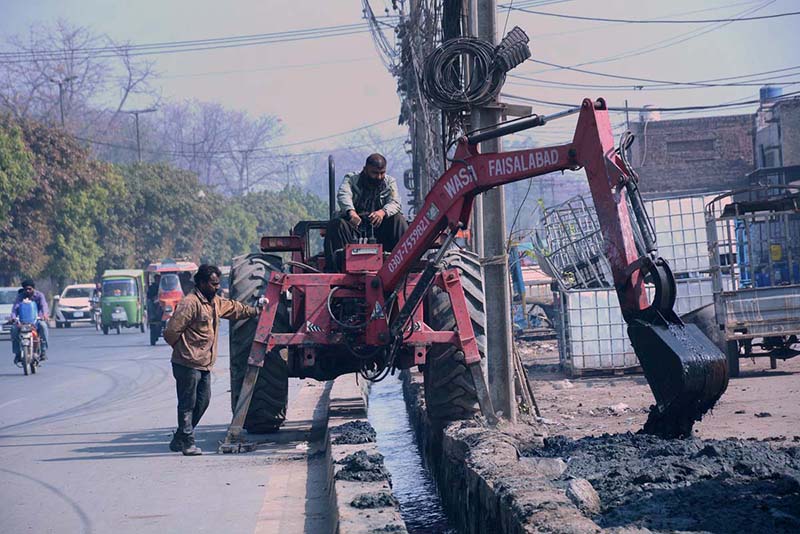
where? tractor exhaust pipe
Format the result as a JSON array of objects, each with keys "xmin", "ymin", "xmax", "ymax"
[{"xmin": 328, "ymin": 155, "xmax": 336, "ymax": 218}]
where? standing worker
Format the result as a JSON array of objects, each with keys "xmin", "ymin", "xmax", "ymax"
[
  {"xmin": 323, "ymin": 153, "xmax": 409, "ymax": 271},
  {"xmin": 164, "ymin": 264, "xmax": 266, "ymax": 455}
]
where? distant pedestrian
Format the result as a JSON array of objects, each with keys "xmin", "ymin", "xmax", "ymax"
[{"xmin": 163, "ymin": 264, "xmax": 266, "ymax": 455}]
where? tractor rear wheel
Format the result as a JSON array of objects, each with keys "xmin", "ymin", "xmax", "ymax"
[
  {"xmin": 229, "ymin": 252, "xmax": 290, "ymax": 433},
  {"xmin": 423, "ymin": 249, "xmax": 486, "ymax": 424}
]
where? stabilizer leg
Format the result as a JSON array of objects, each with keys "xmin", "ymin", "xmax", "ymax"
[{"xmin": 218, "ymin": 363, "xmax": 261, "ymax": 453}]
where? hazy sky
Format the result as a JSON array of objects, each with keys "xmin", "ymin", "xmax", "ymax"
[{"xmin": 2, "ymin": 0, "xmax": 798, "ymax": 151}]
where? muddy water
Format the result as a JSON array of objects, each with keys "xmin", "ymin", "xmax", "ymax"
[{"xmin": 369, "ymin": 378, "xmax": 457, "ymax": 534}]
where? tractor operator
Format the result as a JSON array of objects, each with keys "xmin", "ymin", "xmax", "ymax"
[
  {"xmin": 324, "ymin": 153, "xmax": 409, "ymax": 271},
  {"xmin": 163, "ymin": 264, "xmax": 267, "ymax": 456}
]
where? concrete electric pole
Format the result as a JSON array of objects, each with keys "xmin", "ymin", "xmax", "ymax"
[
  {"xmin": 48, "ymin": 75, "xmax": 77, "ymax": 127},
  {"xmin": 472, "ymin": 0, "xmax": 516, "ymax": 422},
  {"xmin": 124, "ymin": 108, "xmax": 157, "ymax": 163}
]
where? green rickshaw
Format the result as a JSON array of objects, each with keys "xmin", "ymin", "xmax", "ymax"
[{"xmin": 100, "ymin": 269, "xmax": 146, "ymax": 335}]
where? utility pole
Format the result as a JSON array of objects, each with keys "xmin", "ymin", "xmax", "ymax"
[
  {"xmin": 473, "ymin": 0, "xmax": 515, "ymax": 421},
  {"xmin": 48, "ymin": 75, "xmax": 77, "ymax": 127},
  {"xmin": 467, "ymin": 0, "xmax": 484, "ymax": 256},
  {"xmin": 124, "ymin": 108, "xmax": 157, "ymax": 163},
  {"xmin": 625, "ymin": 99, "xmax": 630, "ymax": 130}
]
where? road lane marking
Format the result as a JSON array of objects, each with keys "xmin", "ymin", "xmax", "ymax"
[{"xmin": 0, "ymin": 399, "xmax": 23, "ymax": 410}]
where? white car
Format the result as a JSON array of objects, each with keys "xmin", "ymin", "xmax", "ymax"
[
  {"xmin": 54, "ymin": 284, "xmax": 96, "ymax": 328},
  {"xmin": 0, "ymin": 286, "xmax": 18, "ymax": 338}
]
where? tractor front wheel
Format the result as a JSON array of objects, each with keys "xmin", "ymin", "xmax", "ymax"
[
  {"xmin": 229, "ymin": 252, "xmax": 290, "ymax": 433},
  {"xmin": 423, "ymin": 249, "xmax": 486, "ymax": 424}
]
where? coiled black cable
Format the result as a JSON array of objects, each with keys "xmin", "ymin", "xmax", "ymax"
[
  {"xmin": 422, "ymin": 37, "xmax": 504, "ymax": 112},
  {"xmin": 422, "ymin": 26, "xmax": 531, "ymax": 112}
]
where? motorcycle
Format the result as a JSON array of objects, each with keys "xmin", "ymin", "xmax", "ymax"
[{"xmin": 17, "ymin": 322, "xmax": 42, "ymax": 376}]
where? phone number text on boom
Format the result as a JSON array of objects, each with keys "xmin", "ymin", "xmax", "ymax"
[{"xmin": 387, "ymin": 215, "xmax": 431, "ymax": 273}]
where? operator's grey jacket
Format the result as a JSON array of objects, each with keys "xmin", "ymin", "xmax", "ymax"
[{"xmin": 336, "ymin": 172, "xmax": 402, "ymax": 217}]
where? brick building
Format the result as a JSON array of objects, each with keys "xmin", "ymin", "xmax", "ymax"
[
  {"xmin": 627, "ymin": 92, "xmax": 800, "ymax": 198},
  {"xmin": 629, "ymin": 113, "xmax": 755, "ymax": 197},
  {"xmin": 755, "ymin": 94, "xmax": 800, "ymax": 169}
]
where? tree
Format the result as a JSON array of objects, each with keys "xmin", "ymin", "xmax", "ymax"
[
  {"xmin": 0, "ymin": 114, "xmax": 121, "ymax": 286},
  {"xmin": 237, "ymin": 185, "xmax": 328, "ymax": 239},
  {"xmin": 114, "ymin": 163, "xmax": 215, "ymax": 267},
  {"xmin": 0, "ymin": 118, "xmax": 34, "ymax": 227},
  {"xmin": 201, "ymin": 203, "xmax": 258, "ymax": 265},
  {"xmin": 0, "ymin": 21, "xmax": 157, "ymax": 133}
]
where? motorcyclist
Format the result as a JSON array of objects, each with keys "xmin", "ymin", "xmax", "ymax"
[{"xmin": 10, "ymin": 279, "xmax": 50, "ymax": 363}]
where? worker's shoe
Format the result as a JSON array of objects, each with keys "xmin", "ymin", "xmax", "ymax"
[
  {"xmin": 39, "ymin": 351, "xmax": 47, "ymax": 361},
  {"xmin": 13, "ymin": 354, "xmax": 21, "ymax": 365},
  {"xmin": 168, "ymin": 431, "xmax": 183, "ymax": 452},
  {"xmin": 181, "ymin": 435, "xmax": 202, "ymax": 456}
]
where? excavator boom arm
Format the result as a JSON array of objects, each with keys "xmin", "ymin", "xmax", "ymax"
[
  {"xmin": 378, "ymin": 98, "xmax": 728, "ymax": 438},
  {"xmin": 379, "ymin": 99, "xmax": 647, "ymax": 316}
]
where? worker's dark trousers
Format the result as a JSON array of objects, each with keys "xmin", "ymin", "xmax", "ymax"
[
  {"xmin": 172, "ymin": 362, "xmax": 211, "ymax": 438},
  {"xmin": 324, "ymin": 213, "xmax": 409, "ymax": 271}
]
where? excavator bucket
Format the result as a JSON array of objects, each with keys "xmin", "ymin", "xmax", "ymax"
[{"xmin": 629, "ymin": 319, "xmax": 729, "ymax": 438}]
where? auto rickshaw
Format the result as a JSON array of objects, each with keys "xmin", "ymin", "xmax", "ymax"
[
  {"xmin": 100, "ymin": 269, "xmax": 146, "ymax": 335},
  {"xmin": 145, "ymin": 259, "xmax": 198, "ymax": 346}
]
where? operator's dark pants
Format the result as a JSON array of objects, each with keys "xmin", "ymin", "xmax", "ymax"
[
  {"xmin": 172, "ymin": 362, "xmax": 211, "ymax": 438},
  {"xmin": 324, "ymin": 213, "xmax": 409, "ymax": 271}
]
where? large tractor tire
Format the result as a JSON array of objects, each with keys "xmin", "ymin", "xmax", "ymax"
[
  {"xmin": 229, "ymin": 252, "xmax": 290, "ymax": 433},
  {"xmin": 423, "ymin": 249, "xmax": 486, "ymax": 423}
]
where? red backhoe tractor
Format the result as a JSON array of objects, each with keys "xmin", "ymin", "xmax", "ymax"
[{"xmin": 221, "ymin": 99, "xmax": 729, "ymax": 452}]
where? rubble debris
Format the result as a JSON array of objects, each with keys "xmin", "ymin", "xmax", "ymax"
[
  {"xmin": 370, "ymin": 524, "xmax": 408, "ymax": 533},
  {"xmin": 566, "ymin": 478, "xmax": 601, "ymax": 515},
  {"xmin": 335, "ymin": 450, "xmax": 391, "ymax": 482},
  {"xmin": 609, "ymin": 403, "xmax": 629, "ymax": 415},
  {"xmin": 351, "ymin": 491, "xmax": 400, "ymax": 509},
  {"xmin": 523, "ymin": 433, "xmax": 800, "ymax": 532},
  {"xmin": 552, "ymin": 380, "xmax": 575, "ymax": 390},
  {"xmin": 756, "ymin": 412, "xmax": 773, "ymax": 418},
  {"xmin": 331, "ymin": 420, "xmax": 377, "ymax": 444}
]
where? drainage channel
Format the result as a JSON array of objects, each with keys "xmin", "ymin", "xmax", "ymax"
[{"xmin": 368, "ymin": 377, "xmax": 457, "ymax": 534}]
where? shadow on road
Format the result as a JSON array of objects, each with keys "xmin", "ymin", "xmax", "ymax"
[{"xmin": 39, "ymin": 426, "xmax": 226, "ymax": 461}]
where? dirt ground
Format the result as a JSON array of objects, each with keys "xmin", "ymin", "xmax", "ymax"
[
  {"xmin": 514, "ymin": 339, "xmax": 800, "ymax": 533},
  {"xmin": 520, "ymin": 340, "xmax": 800, "ymax": 443}
]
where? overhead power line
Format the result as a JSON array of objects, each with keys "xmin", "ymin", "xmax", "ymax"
[
  {"xmin": 508, "ymin": 67, "xmax": 800, "ymax": 91},
  {"xmin": 501, "ymin": 90, "xmax": 800, "ymax": 112},
  {"xmin": 0, "ymin": 20, "xmax": 398, "ymax": 64},
  {"xmin": 506, "ymin": 6, "xmax": 800, "ymax": 23},
  {"xmin": 76, "ymin": 134, "xmax": 407, "ymax": 160},
  {"xmin": 522, "ymin": 58, "xmax": 800, "ymax": 88},
  {"xmin": 516, "ymin": 0, "xmax": 777, "ymax": 78},
  {"xmin": 73, "ymin": 116, "xmax": 401, "ymax": 158}
]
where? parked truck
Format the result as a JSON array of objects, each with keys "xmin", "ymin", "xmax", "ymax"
[{"xmin": 706, "ymin": 178, "xmax": 800, "ymax": 377}]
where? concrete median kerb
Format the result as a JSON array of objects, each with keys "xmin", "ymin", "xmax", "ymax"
[
  {"xmin": 401, "ymin": 369, "xmax": 604, "ymax": 534},
  {"xmin": 328, "ymin": 374, "xmax": 408, "ymax": 534}
]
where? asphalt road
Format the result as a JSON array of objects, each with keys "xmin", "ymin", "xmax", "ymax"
[{"xmin": 0, "ymin": 323, "xmax": 309, "ymax": 534}]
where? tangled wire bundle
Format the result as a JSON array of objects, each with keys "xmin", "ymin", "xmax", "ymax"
[{"xmin": 422, "ymin": 26, "xmax": 531, "ymax": 112}]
